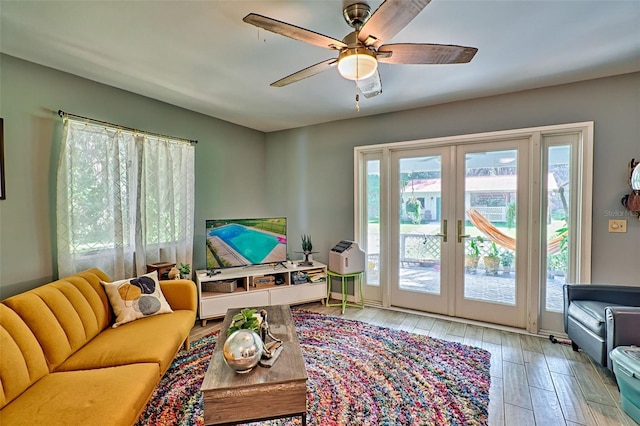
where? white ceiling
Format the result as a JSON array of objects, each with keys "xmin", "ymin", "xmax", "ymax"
[{"xmin": 2, "ymin": 1, "xmax": 639, "ymax": 132}]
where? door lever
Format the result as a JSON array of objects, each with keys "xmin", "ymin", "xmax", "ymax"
[
  {"xmin": 457, "ymin": 220, "xmax": 470, "ymax": 243},
  {"xmin": 434, "ymin": 219, "xmax": 448, "ymax": 242}
]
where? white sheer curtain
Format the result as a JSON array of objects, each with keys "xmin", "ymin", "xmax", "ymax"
[{"xmin": 57, "ymin": 118, "xmax": 194, "ymax": 280}]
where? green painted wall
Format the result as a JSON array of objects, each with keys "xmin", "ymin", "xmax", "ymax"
[
  {"xmin": 1, "ymin": 52, "xmax": 638, "ymax": 300},
  {"xmin": 0, "ymin": 54, "xmax": 265, "ymax": 298},
  {"xmin": 265, "ymin": 72, "xmax": 640, "ymax": 285}
]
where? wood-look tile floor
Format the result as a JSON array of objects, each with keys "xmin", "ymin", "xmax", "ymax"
[{"xmin": 190, "ymin": 302, "xmax": 636, "ymax": 426}]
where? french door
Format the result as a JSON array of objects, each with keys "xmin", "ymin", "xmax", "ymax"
[
  {"xmin": 389, "ymin": 140, "xmax": 528, "ymax": 327},
  {"xmin": 356, "ymin": 123, "xmax": 593, "ymax": 333}
]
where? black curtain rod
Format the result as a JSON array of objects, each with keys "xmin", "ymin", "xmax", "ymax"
[{"xmin": 57, "ymin": 110, "xmax": 198, "ymax": 145}]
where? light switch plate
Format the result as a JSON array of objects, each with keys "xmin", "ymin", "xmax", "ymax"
[{"xmin": 608, "ymin": 219, "xmax": 627, "ymax": 233}]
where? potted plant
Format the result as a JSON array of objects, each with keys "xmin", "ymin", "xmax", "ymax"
[
  {"xmin": 501, "ymin": 250, "xmax": 514, "ymax": 274},
  {"xmin": 178, "ymin": 262, "xmax": 191, "ymax": 279},
  {"xmin": 482, "ymin": 241, "xmax": 501, "ymax": 275},
  {"xmin": 300, "ymin": 235, "xmax": 315, "ymax": 265},
  {"xmin": 301, "ymin": 234, "xmax": 312, "ymax": 253},
  {"xmin": 227, "ymin": 308, "xmax": 262, "ymax": 336},
  {"xmin": 465, "ymin": 236, "xmax": 482, "ymax": 273}
]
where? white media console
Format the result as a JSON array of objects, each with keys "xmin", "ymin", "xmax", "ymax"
[{"xmin": 195, "ymin": 262, "xmax": 327, "ymax": 326}]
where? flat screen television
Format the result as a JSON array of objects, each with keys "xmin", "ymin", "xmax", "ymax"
[{"xmin": 205, "ymin": 217, "xmax": 287, "ymax": 268}]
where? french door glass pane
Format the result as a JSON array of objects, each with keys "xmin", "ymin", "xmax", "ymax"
[
  {"xmin": 545, "ymin": 145, "xmax": 571, "ymax": 312},
  {"xmin": 398, "ymin": 156, "xmax": 442, "ymax": 294},
  {"xmin": 463, "ymin": 150, "xmax": 517, "ymax": 305},
  {"xmin": 366, "ymin": 159, "xmax": 380, "ymax": 286}
]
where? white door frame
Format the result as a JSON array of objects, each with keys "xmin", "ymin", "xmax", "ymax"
[
  {"xmin": 354, "ymin": 122, "xmax": 593, "ymax": 333},
  {"xmin": 389, "ymin": 146, "xmax": 453, "ymax": 315},
  {"xmin": 453, "ymin": 139, "xmax": 529, "ymax": 328}
]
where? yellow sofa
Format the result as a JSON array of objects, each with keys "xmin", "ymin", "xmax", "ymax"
[{"xmin": 0, "ymin": 268, "xmax": 197, "ymax": 425}]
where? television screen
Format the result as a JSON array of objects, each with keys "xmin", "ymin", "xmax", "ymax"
[{"xmin": 205, "ymin": 217, "xmax": 287, "ymax": 268}]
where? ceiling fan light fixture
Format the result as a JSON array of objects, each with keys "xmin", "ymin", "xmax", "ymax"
[{"xmin": 337, "ymin": 47, "xmax": 377, "ymax": 80}]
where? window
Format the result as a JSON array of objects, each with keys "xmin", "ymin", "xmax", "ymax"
[{"xmin": 56, "ymin": 118, "xmax": 195, "ymax": 279}]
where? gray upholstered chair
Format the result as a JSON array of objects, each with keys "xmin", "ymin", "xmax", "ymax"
[{"xmin": 564, "ymin": 284, "xmax": 640, "ymax": 370}]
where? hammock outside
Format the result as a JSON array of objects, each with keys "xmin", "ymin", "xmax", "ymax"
[{"xmin": 466, "ymin": 208, "xmax": 566, "ymax": 254}]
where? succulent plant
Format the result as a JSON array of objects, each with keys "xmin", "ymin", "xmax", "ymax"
[{"xmin": 301, "ymin": 234, "xmax": 313, "ymax": 252}]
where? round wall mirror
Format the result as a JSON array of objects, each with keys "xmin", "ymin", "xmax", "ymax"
[{"xmin": 632, "ymin": 163, "xmax": 640, "ymax": 190}]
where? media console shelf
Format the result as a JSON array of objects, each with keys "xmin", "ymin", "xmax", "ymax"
[{"xmin": 195, "ymin": 262, "xmax": 327, "ymax": 326}]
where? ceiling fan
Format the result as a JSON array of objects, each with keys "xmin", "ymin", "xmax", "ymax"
[{"xmin": 243, "ymin": 0, "xmax": 477, "ymax": 102}]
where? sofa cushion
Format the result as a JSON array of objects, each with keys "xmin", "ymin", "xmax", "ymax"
[
  {"xmin": 2, "ymin": 269, "xmax": 113, "ymax": 371},
  {"xmin": 0, "ymin": 364, "xmax": 159, "ymax": 426},
  {"xmin": 0, "ymin": 305, "xmax": 50, "ymax": 409},
  {"xmin": 568, "ymin": 300, "xmax": 629, "ymax": 336},
  {"xmin": 101, "ymin": 271, "xmax": 173, "ymax": 328},
  {"xmin": 57, "ymin": 309, "xmax": 194, "ymax": 376}
]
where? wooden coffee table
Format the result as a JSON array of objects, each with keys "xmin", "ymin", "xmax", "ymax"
[{"xmin": 201, "ymin": 305, "xmax": 308, "ymax": 425}]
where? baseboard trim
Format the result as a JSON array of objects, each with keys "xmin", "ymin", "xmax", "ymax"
[{"xmin": 365, "ymin": 303, "xmax": 548, "ymax": 338}]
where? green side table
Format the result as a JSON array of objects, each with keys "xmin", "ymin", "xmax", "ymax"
[{"xmin": 326, "ymin": 270, "xmax": 364, "ymax": 314}]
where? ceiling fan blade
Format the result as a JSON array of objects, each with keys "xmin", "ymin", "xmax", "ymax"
[
  {"xmin": 357, "ymin": 70, "xmax": 382, "ymax": 99},
  {"xmin": 271, "ymin": 58, "xmax": 338, "ymax": 87},
  {"xmin": 377, "ymin": 43, "xmax": 478, "ymax": 64},
  {"xmin": 358, "ymin": 0, "xmax": 431, "ymax": 48},
  {"xmin": 243, "ymin": 13, "xmax": 347, "ymax": 50}
]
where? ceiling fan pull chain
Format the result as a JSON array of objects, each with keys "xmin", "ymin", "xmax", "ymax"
[{"xmin": 355, "ymin": 53, "xmax": 360, "ymax": 111}]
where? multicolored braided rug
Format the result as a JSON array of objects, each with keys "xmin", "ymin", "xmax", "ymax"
[{"xmin": 136, "ymin": 310, "xmax": 491, "ymax": 426}]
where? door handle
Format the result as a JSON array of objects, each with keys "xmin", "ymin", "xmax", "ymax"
[
  {"xmin": 457, "ymin": 220, "xmax": 470, "ymax": 243},
  {"xmin": 434, "ymin": 219, "xmax": 448, "ymax": 242}
]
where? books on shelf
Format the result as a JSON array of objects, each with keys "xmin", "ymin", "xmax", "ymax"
[{"xmin": 307, "ymin": 271, "xmax": 326, "ymax": 283}]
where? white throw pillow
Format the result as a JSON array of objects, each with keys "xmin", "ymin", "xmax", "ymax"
[{"xmin": 101, "ymin": 271, "xmax": 173, "ymax": 328}]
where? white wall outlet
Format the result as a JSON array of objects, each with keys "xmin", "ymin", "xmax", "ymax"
[{"xmin": 608, "ymin": 219, "xmax": 627, "ymax": 233}]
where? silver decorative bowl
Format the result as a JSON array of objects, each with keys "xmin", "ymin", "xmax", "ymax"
[{"xmin": 223, "ymin": 329, "xmax": 264, "ymax": 373}]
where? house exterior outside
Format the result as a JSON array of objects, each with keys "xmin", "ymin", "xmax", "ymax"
[{"xmin": 400, "ymin": 174, "xmax": 558, "ymax": 223}]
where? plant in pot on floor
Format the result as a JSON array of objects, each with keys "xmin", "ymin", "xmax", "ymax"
[
  {"xmin": 500, "ymin": 250, "xmax": 514, "ymax": 274},
  {"xmin": 465, "ymin": 236, "xmax": 482, "ymax": 273},
  {"xmin": 482, "ymin": 241, "xmax": 501, "ymax": 275}
]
